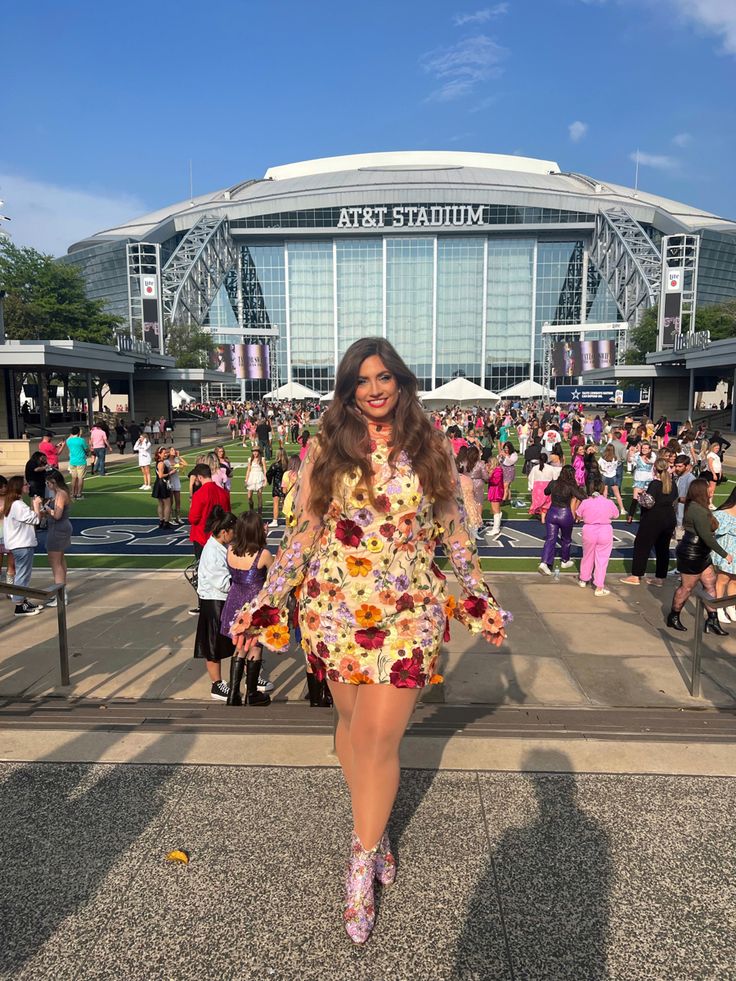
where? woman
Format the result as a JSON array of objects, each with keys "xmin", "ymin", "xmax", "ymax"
[
  {"xmin": 42, "ymin": 469, "xmax": 73, "ymax": 607},
  {"xmin": 712, "ymin": 486, "xmax": 736, "ymax": 624},
  {"xmin": 266, "ymin": 447, "xmax": 288, "ymax": 527},
  {"xmin": 620, "ymin": 458, "xmax": 677, "ymax": 586},
  {"xmin": 280, "ymin": 453, "xmax": 301, "ymax": 527},
  {"xmin": 167, "ymin": 447, "xmax": 186, "ymax": 525},
  {"xmin": 297, "ymin": 429, "xmax": 311, "ymax": 461},
  {"xmin": 485, "ymin": 455, "xmax": 504, "ymax": 538},
  {"xmin": 538, "ymin": 464, "xmax": 585, "ymax": 575},
  {"xmin": 134, "ymin": 433, "xmax": 152, "ymax": 490},
  {"xmin": 500, "ymin": 441, "xmax": 518, "ymax": 503},
  {"xmin": 151, "ymin": 447, "xmax": 174, "ymax": 529},
  {"xmin": 465, "ymin": 444, "xmax": 491, "ymax": 540},
  {"xmin": 667, "ymin": 479, "xmax": 731, "ymax": 634},
  {"xmin": 3, "ymin": 475, "xmax": 43, "ymax": 616},
  {"xmin": 115, "ymin": 419, "xmax": 128, "ymax": 454},
  {"xmin": 706, "ymin": 441, "xmax": 722, "ymax": 508},
  {"xmin": 528, "ymin": 453, "xmax": 554, "ymax": 523},
  {"xmin": 455, "ymin": 445, "xmax": 483, "ymax": 540},
  {"xmin": 599, "ymin": 444, "xmax": 625, "ymax": 514},
  {"xmin": 230, "ymin": 337, "xmax": 507, "ymax": 945},
  {"xmin": 244, "ymin": 447, "xmax": 267, "ymax": 513},
  {"xmin": 627, "ymin": 441, "xmax": 656, "ymax": 521},
  {"xmin": 25, "ymin": 452, "xmax": 49, "ymax": 501},
  {"xmin": 572, "ymin": 444, "xmax": 586, "ymax": 488},
  {"xmin": 576, "ymin": 475, "xmax": 620, "ymax": 596}
]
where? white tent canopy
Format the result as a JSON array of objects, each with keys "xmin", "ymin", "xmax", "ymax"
[
  {"xmin": 171, "ymin": 388, "xmax": 197, "ymax": 408},
  {"xmin": 420, "ymin": 377, "xmax": 500, "ymax": 406},
  {"xmin": 264, "ymin": 381, "xmax": 322, "ymax": 400},
  {"xmin": 499, "ymin": 380, "xmax": 550, "ymax": 399},
  {"xmin": 320, "ymin": 390, "xmax": 335, "ymax": 402}
]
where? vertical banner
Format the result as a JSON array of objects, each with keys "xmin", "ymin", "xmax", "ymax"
[
  {"xmin": 244, "ymin": 342, "xmax": 270, "ymax": 379},
  {"xmin": 658, "ymin": 236, "xmax": 684, "ymax": 349},
  {"xmin": 210, "ymin": 344, "xmax": 234, "ymax": 373},
  {"xmin": 140, "ymin": 273, "xmax": 163, "ymax": 353}
]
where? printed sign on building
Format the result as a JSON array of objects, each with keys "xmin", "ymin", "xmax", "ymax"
[{"xmin": 665, "ymin": 268, "xmax": 683, "ymax": 292}]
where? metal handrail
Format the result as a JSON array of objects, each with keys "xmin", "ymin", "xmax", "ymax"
[
  {"xmin": 689, "ymin": 584, "xmax": 733, "ymax": 698},
  {"xmin": 0, "ymin": 582, "xmax": 69, "ymax": 686}
]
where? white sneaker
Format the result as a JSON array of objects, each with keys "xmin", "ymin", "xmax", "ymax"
[
  {"xmin": 594, "ymin": 587, "xmax": 610, "ymax": 597},
  {"xmin": 257, "ymin": 674, "xmax": 275, "ymax": 693},
  {"xmin": 268, "ymin": 519, "xmax": 278, "ymax": 527},
  {"xmin": 538, "ymin": 562, "xmax": 552, "ymax": 576},
  {"xmin": 46, "ymin": 594, "xmax": 68, "ymax": 608},
  {"xmin": 139, "ymin": 484, "xmax": 148, "ymax": 489},
  {"xmin": 578, "ymin": 579, "xmax": 587, "ymax": 588},
  {"xmin": 560, "ymin": 560, "xmax": 575, "ymax": 569},
  {"xmin": 726, "ymin": 605, "xmax": 736, "ymax": 621}
]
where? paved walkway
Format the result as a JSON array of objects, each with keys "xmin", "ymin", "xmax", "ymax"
[
  {"xmin": 2, "ymin": 569, "xmax": 734, "ymax": 710},
  {"xmin": 0, "ymin": 760, "xmax": 733, "ymax": 980}
]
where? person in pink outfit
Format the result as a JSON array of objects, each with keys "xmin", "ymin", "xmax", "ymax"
[{"xmin": 576, "ymin": 476, "xmax": 620, "ymax": 595}]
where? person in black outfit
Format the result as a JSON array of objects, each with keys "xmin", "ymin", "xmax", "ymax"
[
  {"xmin": 524, "ymin": 436, "xmax": 543, "ymax": 475},
  {"xmin": 539, "ymin": 465, "xmax": 586, "ymax": 575},
  {"xmin": 620, "ymin": 458, "xmax": 677, "ymax": 586},
  {"xmin": 255, "ymin": 417, "xmax": 272, "ymax": 459},
  {"xmin": 25, "ymin": 452, "xmax": 49, "ymax": 499},
  {"xmin": 127, "ymin": 420, "xmax": 142, "ymax": 446},
  {"xmin": 115, "ymin": 420, "xmax": 128, "ymax": 454}
]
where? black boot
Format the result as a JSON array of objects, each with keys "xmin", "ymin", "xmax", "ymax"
[
  {"xmin": 306, "ymin": 671, "xmax": 322, "ymax": 707},
  {"xmin": 246, "ymin": 659, "xmax": 271, "ymax": 705},
  {"xmin": 666, "ymin": 609, "xmax": 687, "ymax": 632},
  {"xmin": 227, "ymin": 657, "xmax": 245, "ymax": 705},
  {"xmin": 306, "ymin": 671, "xmax": 333, "ymax": 707},
  {"xmin": 704, "ymin": 612, "xmax": 728, "ymax": 636}
]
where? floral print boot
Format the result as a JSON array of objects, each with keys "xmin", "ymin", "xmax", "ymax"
[
  {"xmin": 344, "ymin": 832, "xmax": 379, "ymax": 944},
  {"xmin": 374, "ymin": 831, "xmax": 396, "ymax": 886}
]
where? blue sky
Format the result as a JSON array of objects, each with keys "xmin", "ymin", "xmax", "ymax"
[{"xmin": 2, "ymin": 0, "xmax": 735, "ymax": 255}]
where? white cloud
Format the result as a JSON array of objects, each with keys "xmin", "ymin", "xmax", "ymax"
[
  {"xmin": 469, "ymin": 93, "xmax": 499, "ymax": 113},
  {"xmin": 629, "ymin": 150, "xmax": 678, "ymax": 170},
  {"xmin": 0, "ymin": 172, "xmax": 146, "ymax": 257},
  {"xmin": 422, "ymin": 34, "xmax": 507, "ymax": 102},
  {"xmin": 673, "ymin": 0, "xmax": 736, "ymax": 55},
  {"xmin": 672, "ymin": 132, "xmax": 692, "ymax": 147},
  {"xmin": 454, "ymin": 4, "xmax": 509, "ymax": 26},
  {"xmin": 568, "ymin": 120, "xmax": 588, "ymax": 143}
]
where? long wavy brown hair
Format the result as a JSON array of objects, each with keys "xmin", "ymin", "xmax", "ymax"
[{"xmin": 310, "ymin": 337, "xmax": 455, "ymax": 514}]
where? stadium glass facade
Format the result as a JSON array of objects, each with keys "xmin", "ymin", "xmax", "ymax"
[
  {"xmin": 212, "ymin": 234, "xmax": 621, "ymax": 394},
  {"xmin": 62, "ymin": 152, "xmax": 736, "ymax": 397}
]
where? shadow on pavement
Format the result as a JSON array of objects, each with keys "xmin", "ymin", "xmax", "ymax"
[{"xmin": 455, "ymin": 748, "xmax": 613, "ymax": 980}]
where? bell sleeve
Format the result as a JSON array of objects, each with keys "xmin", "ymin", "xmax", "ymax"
[
  {"xmin": 230, "ymin": 446, "xmax": 324, "ymax": 652},
  {"xmin": 433, "ymin": 453, "xmax": 509, "ymax": 647}
]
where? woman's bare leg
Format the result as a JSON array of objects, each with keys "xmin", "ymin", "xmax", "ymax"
[
  {"xmin": 328, "ymin": 681, "xmax": 359, "ymax": 793},
  {"xmin": 346, "ymin": 685, "xmax": 420, "ymax": 849}
]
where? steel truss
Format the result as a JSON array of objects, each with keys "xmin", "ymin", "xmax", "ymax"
[
  {"xmin": 162, "ymin": 215, "xmax": 236, "ymax": 326},
  {"xmin": 590, "ymin": 208, "xmax": 661, "ymax": 328}
]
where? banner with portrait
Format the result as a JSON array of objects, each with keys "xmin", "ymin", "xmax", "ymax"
[{"xmin": 551, "ymin": 339, "xmax": 616, "ymax": 377}]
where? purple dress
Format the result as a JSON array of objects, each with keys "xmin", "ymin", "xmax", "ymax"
[{"xmin": 220, "ymin": 550, "xmax": 268, "ymax": 637}]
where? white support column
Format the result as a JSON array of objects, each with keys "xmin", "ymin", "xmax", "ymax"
[
  {"xmin": 431, "ymin": 236, "xmax": 438, "ymax": 389},
  {"xmin": 382, "ymin": 237, "xmax": 387, "ymax": 338},
  {"xmin": 530, "ymin": 240, "xmax": 538, "ymax": 383},
  {"xmin": 481, "ymin": 238, "xmax": 488, "ymax": 388},
  {"xmin": 333, "ymin": 240, "xmax": 339, "ymax": 373},
  {"xmin": 581, "ymin": 247, "xmax": 589, "ymax": 325},
  {"xmin": 284, "ymin": 244, "xmax": 292, "ymax": 385}
]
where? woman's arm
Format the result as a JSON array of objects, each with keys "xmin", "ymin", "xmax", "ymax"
[{"xmin": 691, "ymin": 507, "xmax": 728, "ymax": 557}]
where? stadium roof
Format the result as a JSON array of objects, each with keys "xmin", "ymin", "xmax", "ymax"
[{"xmin": 67, "ymin": 150, "xmax": 736, "ymax": 252}]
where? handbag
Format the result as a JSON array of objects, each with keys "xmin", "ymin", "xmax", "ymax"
[{"xmin": 638, "ymin": 491, "xmax": 656, "ymax": 509}]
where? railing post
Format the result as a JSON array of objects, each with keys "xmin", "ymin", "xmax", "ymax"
[
  {"xmin": 691, "ymin": 596, "xmax": 704, "ymax": 698},
  {"xmin": 56, "ymin": 585, "xmax": 70, "ymax": 687}
]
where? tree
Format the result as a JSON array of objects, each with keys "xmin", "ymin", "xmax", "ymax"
[
  {"xmin": 165, "ymin": 322, "xmax": 212, "ymax": 368},
  {"xmin": 0, "ymin": 240, "xmax": 121, "ymax": 344},
  {"xmin": 624, "ymin": 299, "xmax": 736, "ymax": 364}
]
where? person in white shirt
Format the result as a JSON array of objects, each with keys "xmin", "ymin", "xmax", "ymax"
[
  {"xmin": 707, "ymin": 443, "xmax": 723, "ymax": 509},
  {"xmin": 3, "ymin": 475, "xmax": 43, "ymax": 616},
  {"xmin": 528, "ymin": 454, "xmax": 555, "ymax": 522},
  {"xmin": 134, "ymin": 435, "xmax": 152, "ymax": 489},
  {"xmin": 598, "ymin": 444, "xmax": 625, "ymax": 514},
  {"xmin": 193, "ymin": 506, "xmax": 238, "ymax": 701}
]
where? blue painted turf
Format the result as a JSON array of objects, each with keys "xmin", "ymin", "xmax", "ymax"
[{"xmin": 59, "ymin": 517, "xmax": 640, "ymax": 558}]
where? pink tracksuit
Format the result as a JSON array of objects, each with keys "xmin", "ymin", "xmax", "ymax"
[{"xmin": 576, "ymin": 494, "xmax": 620, "ymax": 588}]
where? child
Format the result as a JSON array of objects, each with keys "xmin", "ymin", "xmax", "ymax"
[
  {"xmin": 134, "ymin": 433, "xmax": 152, "ymax": 489},
  {"xmin": 220, "ymin": 511, "xmax": 273, "ymax": 706},
  {"xmin": 0, "ymin": 475, "xmax": 16, "ymax": 593},
  {"xmin": 576, "ymin": 476, "xmax": 620, "ymax": 596},
  {"xmin": 194, "ymin": 506, "xmax": 238, "ymax": 700},
  {"xmin": 244, "ymin": 447, "xmax": 267, "ymax": 513}
]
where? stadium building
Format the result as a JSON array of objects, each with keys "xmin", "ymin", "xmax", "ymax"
[{"xmin": 62, "ymin": 150, "xmax": 736, "ymax": 398}]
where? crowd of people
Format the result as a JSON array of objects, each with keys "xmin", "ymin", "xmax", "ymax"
[{"xmin": 437, "ymin": 403, "xmax": 734, "ymax": 623}]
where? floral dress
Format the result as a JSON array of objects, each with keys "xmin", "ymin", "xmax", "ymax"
[{"xmin": 230, "ymin": 422, "xmax": 508, "ymax": 687}]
